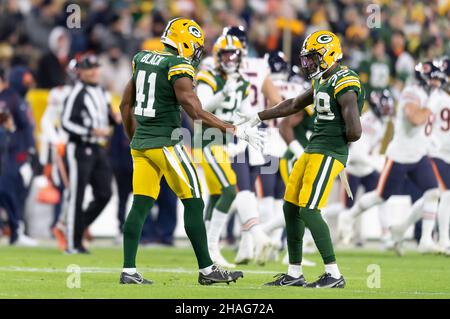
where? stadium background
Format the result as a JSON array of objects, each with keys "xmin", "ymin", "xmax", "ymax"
[{"xmin": 0, "ymin": 0, "xmax": 449, "ymax": 241}]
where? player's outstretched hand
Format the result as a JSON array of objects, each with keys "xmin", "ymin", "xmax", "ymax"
[
  {"xmin": 234, "ymin": 124, "xmax": 266, "ymax": 151},
  {"xmin": 234, "ymin": 111, "xmax": 262, "ymax": 127}
]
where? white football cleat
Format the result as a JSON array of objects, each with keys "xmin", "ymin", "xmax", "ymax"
[
  {"xmin": 418, "ymin": 241, "xmax": 441, "ymax": 254},
  {"xmin": 13, "ymin": 234, "xmax": 38, "ymax": 247},
  {"xmin": 381, "ymin": 233, "xmax": 395, "ymax": 251},
  {"xmin": 254, "ymin": 234, "xmax": 272, "ymax": 266},
  {"xmin": 210, "ymin": 249, "xmax": 236, "ymax": 268},
  {"xmin": 235, "ymin": 232, "xmax": 254, "ymax": 265},
  {"xmin": 389, "ymin": 225, "xmax": 405, "ymax": 244}
]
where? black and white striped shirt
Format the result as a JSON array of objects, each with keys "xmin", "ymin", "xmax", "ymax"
[{"xmin": 62, "ymin": 81, "xmax": 112, "ymax": 145}]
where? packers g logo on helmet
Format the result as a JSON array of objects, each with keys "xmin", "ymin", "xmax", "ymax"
[
  {"xmin": 161, "ymin": 17, "xmax": 205, "ymax": 67},
  {"xmin": 300, "ymin": 30, "xmax": 343, "ymax": 80},
  {"xmin": 317, "ymin": 34, "xmax": 333, "ymax": 44},
  {"xmin": 188, "ymin": 25, "xmax": 202, "ymax": 38}
]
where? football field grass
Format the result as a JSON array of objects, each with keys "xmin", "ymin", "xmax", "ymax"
[{"xmin": 0, "ymin": 245, "xmax": 449, "ymax": 299}]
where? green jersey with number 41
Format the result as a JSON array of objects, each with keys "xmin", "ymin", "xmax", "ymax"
[
  {"xmin": 130, "ymin": 50, "xmax": 196, "ymax": 150},
  {"xmin": 305, "ymin": 65, "xmax": 364, "ymax": 165}
]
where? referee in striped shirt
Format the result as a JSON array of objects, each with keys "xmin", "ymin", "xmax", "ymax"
[{"xmin": 62, "ymin": 54, "xmax": 114, "ymax": 254}]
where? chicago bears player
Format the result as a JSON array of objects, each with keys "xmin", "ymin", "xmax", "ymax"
[{"xmin": 348, "ymin": 61, "xmax": 442, "ymax": 254}]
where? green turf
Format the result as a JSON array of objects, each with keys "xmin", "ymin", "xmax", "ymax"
[{"xmin": 0, "ymin": 246, "xmax": 449, "ymax": 299}]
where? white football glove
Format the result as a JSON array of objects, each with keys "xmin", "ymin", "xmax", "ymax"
[
  {"xmin": 234, "ymin": 124, "xmax": 266, "ymax": 151},
  {"xmin": 234, "ymin": 111, "xmax": 262, "ymax": 127}
]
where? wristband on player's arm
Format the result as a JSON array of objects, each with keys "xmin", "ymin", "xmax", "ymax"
[{"xmin": 289, "ymin": 140, "xmax": 304, "ymax": 158}]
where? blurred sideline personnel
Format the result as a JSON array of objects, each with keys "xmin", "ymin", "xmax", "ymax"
[
  {"xmin": 240, "ymin": 30, "xmax": 364, "ymax": 288},
  {"xmin": 61, "ymin": 54, "xmax": 114, "ymax": 254},
  {"xmin": 348, "ymin": 61, "xmax": 443, "ymax": 254},
  {"xmin": 0, "ymin": 86, "xmax": 19, "ymax": 243},
  {"xmin": 222, "ymin": 26, "xmax": 282, "ymax": 266},
  {"xmin": 118, "ymin": 18, "xmax": 264, "ymax": 285},
  {"xmin": 427, "ymin": 57, "xmax": 450, "ymax": 255},
  {"xmin": 40, "ymin": 59, "xmax": 77, "ymax": 251},
  {"xmin": 0, "ymin": 67, "xmax": 37, "ymax": 246},
  {"xmin": 194, "ymin": 35, "xmax": 250, "ymax": 268}
]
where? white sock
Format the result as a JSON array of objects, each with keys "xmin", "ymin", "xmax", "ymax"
[
  {"xmin": 249, "ymin": 224, "xmax": 270, "ymax": 243},
  {"xmin": 123, "ymin": 268, "xmax": 136, "ymax": 274},
  {"xmin": 325, "ymin": 263, "xmax": 341, "ymax": 279},
  {"xmin": 438, "ymin": 191, "xmax": 450, "ymax": 248},
  {"xmin": 207, "ymin": 208, "xmax": 228, "ymax": 250},
  {"xmin": 199, "ymin": 264, "xmax": 214, "ymax": 275},
  {"xmin": 258, "ymin": 197, "xmax": 274, "ymax": 224},
  {"xmin": 396, "ymin": 197, "xmax": 424, "ymax": 234},
  {"xmin": 350, "ymin": 191, "xmax": 383, "ymax": 218},
  {"xmin": 261, "ymin": 212, "xmax": 285, "ymax": 235},
  {"xmin": 420, "ymin": 189, "xmax": 439, "ymax": 244},
  {"xmin": 377, "ymin": 202, "xmax": 390, "ymax": 235},
  {"xmin": 288, "ymin": 264, "xmax": 303, "ymax": 278},
  {"xmin": 322, "ymin": 202, "xmax": 343, "ymax": 219},
  {"xmin": 235, "ymin": 190, "xmax": 259, "ymax": 226}
]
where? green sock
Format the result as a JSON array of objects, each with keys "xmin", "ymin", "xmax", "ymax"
[
  {"xmin": 283, "ymin": 201, "xmax": 305, "ymax": 264},
  {"xmin": 182, "ymin": 198, "xmax": 213, "ymax": 269},
  {"xmin": 123, "ymin": 195, "xmax": 154, "ymax": 268},
  {"xmin": 300, "ymin": 207, "xmax": 336, "ymax": 264},
  {"xmin": 215, "ymin": 186, "xmax": 237, "ymax": 213},
  {"xmin": 205, "ymin": 194, "xmax": 220, "ymax": 221}
]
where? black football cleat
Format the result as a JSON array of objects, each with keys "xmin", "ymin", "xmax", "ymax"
[
  {"xmin": 120, "ymin": 272, "xmax": 153, "ymax": 285},
  {"xmin": 198, "ymin": 265, "xmax": 244, "ymax": 285},
  {"xmin": 264, "ymin": 273, "xmax": 307, "ymax": 287},
  {"xmin": 305, "ymin": 273, "xmax": 345, "ymax": 288}
]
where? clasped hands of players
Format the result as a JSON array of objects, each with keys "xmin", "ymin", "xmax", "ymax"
[{"xmin": 233, "ymin": 111, "xmax": 265, "ymax": 151}]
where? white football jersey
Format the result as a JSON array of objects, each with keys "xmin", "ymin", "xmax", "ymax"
[
  {"xmin": 239, "ymin": 57, "xmax": 271, "ymax": 165},
  {"xmin": 386, "ymin": 84, "xmax": 429, "ymax": 163},
  {"xmin": 39, "ymin": 85, "xmax": 71, "ymax": 166},
  {"xmin": 200, "ymin": 56, "xmax": 215, "ymax": 72},
  {"xmin": 428, "ymin": 88, "xmax": 450, "ymax": 163},
  {"xmin": 262, "ymin": 79, "xmax": 308, "ymax": 157},
  {"xmin": 347, "ymin": 110, "xmax": 386, "ymax": 176}
]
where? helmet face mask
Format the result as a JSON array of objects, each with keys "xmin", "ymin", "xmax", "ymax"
[
  {"xmin": 369, "ymin": 89, "xmax": 395, "ymax": 122},
  {"xmin": 218, "ymin": 49, "xmax": 242, "ymax": 74},
  {"xmin": 300, "ymin": 30, "xmax": 342, "ymax": 80},
  {"xmin": 300, "ymin": 50, "xmax": 324, "ymax": 80},
  {"xmin": 191, "ymin": 43, "xmax": 206, "ymax": 68},
  {"xmin": 213, "ymin": 35, "xmax": 244, "ymax": 75}
]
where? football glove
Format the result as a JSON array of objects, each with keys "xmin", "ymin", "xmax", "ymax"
[
  {"xmin": 234, "ymin": 111, "xmax": 262, "ymax": 127},
  {"xmin": 234, "ymin": 124, "xmax": 266, "ymax": 151}
]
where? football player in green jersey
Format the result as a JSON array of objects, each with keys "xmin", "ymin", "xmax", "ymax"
[
  {"xmin": 193, "ymin": 35, "xmax": 251, "ymax": 268},
  {"xmin": 240, "ymin": 30, "xmax": 363, "ymax": 288},
  {"xmin": 118, "ymin": 18, "xmax": 265, "ymax": 285}
]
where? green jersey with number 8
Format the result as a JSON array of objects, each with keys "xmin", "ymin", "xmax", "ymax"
[
  {"xmin": 305, "ymin": 65, "xmax": 364, "ymax": 165},
  {"xmin": 130, "ymin": 50, "xmax": 196, "ymax": 150}
]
